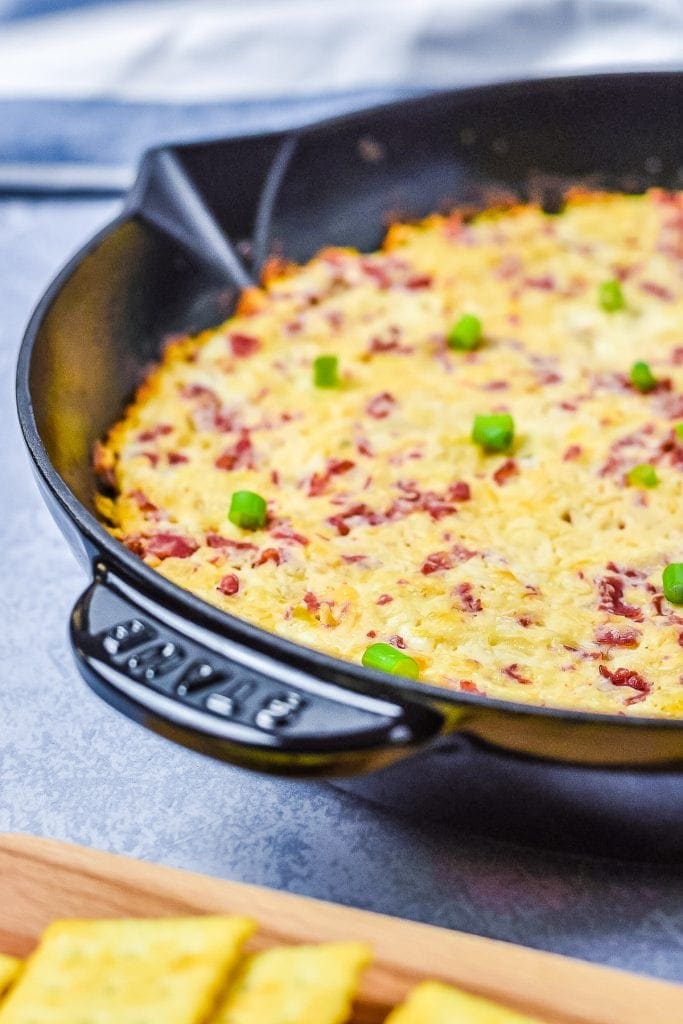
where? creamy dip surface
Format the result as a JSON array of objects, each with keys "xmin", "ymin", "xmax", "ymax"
[{"xmin": 96, "ymin": 190, "xmax": 683, "ymax": 717}]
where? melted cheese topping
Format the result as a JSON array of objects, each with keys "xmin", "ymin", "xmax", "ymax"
[{"xmin": 97, "ymin": 190, "xmax": 683, "ymax": 717}]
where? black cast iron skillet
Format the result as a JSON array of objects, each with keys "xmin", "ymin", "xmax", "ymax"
[{"xmin": 17, "ymin": 73, "xmax": 683, "ymax": 800}]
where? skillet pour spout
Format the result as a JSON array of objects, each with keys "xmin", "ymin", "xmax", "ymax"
[{"xmin": 17, "ymin": 71, "xmax": 683, "ymax": 782}]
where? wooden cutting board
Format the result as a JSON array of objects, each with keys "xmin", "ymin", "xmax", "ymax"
[{"xmin": 0, "ymin": 833, "xmax": 680, "ymax": 1024}]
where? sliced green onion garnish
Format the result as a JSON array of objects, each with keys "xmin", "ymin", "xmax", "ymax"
[
  {"xmin": 313, "ymin": 354, "xmax": 339, "ymax": 388},
  {"xmin": 447, "ymin": 313, "xmax": 482, "ymax": 351},
  {"xmin": 630, "ymin": 360, "xmax": 657, "ymax": 393},
  {"xmin": 362, "ymin": 642, "xmax": 419, "ymax": 679},
  {"xmin": 472, "ymin": 413, "xmax": 514, "ymax": 452},
  {"xmin": 626, "ymin": 463, "xmax": 659, "ymax": 488},
  {"xmin": 675, "ymin": 422, "xmax": 683, "ymax": 440},
  {"xmin": 599, "ymin": 279, "xmax": 625, "ymax": 312},
  {"xmin": 228, "ymin": 490, "xmax": 267, "ymax": 530},
  {"xmin": 663, "ymin": 563, "xmax": 683, "ymax": 605}
]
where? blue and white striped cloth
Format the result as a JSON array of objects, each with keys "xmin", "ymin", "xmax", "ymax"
[{"xmin": 0, "ymin": 0, "xmax": 679, "ymax": 181}]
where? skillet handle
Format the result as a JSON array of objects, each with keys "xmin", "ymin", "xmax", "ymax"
[{"xmin": 70, "ymin": 569, "xmax": 444, "ymax": 777}]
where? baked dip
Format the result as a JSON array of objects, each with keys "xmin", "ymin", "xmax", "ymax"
[{"xmin": 95, "ymin": 190, "xmax": 683, "ymax": 717}]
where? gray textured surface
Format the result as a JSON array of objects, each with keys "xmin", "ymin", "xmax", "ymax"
[{"xmin": 2, "ymin": 196, "xmax": 683, "ymax": 984}]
